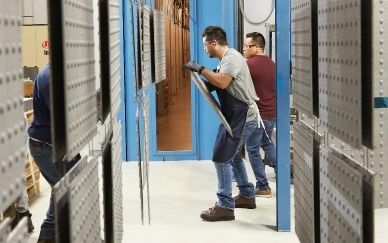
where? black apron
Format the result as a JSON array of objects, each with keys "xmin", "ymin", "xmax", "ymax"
[{"xmin": 212, "ymin": 88, "xmax": 249, "ymax": 163}]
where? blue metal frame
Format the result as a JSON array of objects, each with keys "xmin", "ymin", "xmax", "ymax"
[{"xmin": 275, "ymin": 0, "xmax": 291, "ymax": 232}]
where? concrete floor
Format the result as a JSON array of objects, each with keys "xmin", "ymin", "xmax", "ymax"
[{"xmin": 27, "ymin": 160, "xmax": 387, "ymax": 243}]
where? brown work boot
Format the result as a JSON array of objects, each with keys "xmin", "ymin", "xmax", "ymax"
[
  {"xmin": 233, "ymin": 194, "xmax": 256, "ymax": 209},
  {"xmin": 200, "ymin": 204, "xmax": 235, "ymax": 222},
  {"xmin": 256, "ymin": 188, "xmax": 272, "ymax": 198}
]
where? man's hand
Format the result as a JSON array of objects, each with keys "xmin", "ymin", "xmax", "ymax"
[{"xmin": 182, "ymin": 62, "xmax": 205, "ymax": 74}]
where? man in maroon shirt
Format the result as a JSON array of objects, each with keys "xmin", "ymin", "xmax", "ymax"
[{"xmin": 243, "ymin": 32, "xmax": 276, "ymax": 197}]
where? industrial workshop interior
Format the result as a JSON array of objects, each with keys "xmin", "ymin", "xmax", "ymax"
[{"xmin": 1, "ymin": 0, "xmax": 388, "ymax": 242}]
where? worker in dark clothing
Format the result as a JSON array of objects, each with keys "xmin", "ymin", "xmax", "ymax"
[
  {"xmin": 27, "ymin": 64, "xmax": 80, "ymax": 243},
  {"xmin": 183, "ymin": 26, "xmax": 263, "ymax": 221},
  {"xmin": 243, "ymin": 32, "xmax": 277, "ymax": 198}
]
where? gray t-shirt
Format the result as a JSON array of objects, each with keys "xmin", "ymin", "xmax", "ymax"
[{"xmin": 219, "ymin": 48, "xmax": 259, "ymax": 121}]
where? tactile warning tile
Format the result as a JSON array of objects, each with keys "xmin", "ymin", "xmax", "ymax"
[
  {"xmin": 320, "ymin": 147, "xmax": 374, "ymax": 243},
  {"xmin": 291, "ymin": 0, "xmax": 313, "ymax": 117},
  {"xmin": 318, "ymin": 0, "xmax": 363, "ymax": 148},
  {"xmin": 0, "ymin": 0, "xmax": 25, "ymax": 213},
  {"xmin": 68, "ymin": 156, "xmax": 101, "ymax": 243},
  {"xmin": 369, "ymin": 0, "xmax": 388, "ymax": 208},
  {"xmin": 293, "ymin": 121, "xmax": 315, "ymax": 243}
]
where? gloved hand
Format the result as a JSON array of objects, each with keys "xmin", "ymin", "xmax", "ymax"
[{"xmin": 182, "ymin": 62, "xmax": 205, "ymax": 74}]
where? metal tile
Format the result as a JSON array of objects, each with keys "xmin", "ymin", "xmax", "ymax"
[
  {"xmin": 68, "ymin": 156, "xmax": 101, "ymax": 243},
  {"xmin": 293, "ymin": 121, "xmax": 315, "ymax": 243},
  {"xmin": 138, "ymin": 5, "xmax": 152, "ymax": 90},
  {"xmin": 109, "ymin": 0, "xmax": 122, "ymax": 121},
  {"xmin": 291, "ymin": 0, "xmax": 314, "ymax": 117},
  {"xmin": 293, "ymin": 120, "xmax": 322, "ymax": 243},
  {"xmin": 318, "ymin": 0, "xmax": 364, "ymax": 148},
  {"xmin": 0, "ymin": 218, "xmax": 11, "ymax": 243},
  {"xmin": 48, "ymin": 0, "xmax": 97, "ymax": 161},
  {"xmin": 152, "ymin": 9, "xmax": 166, "ymax": 83},
  {"xmin": 368, "ymin": 0, "xmax": 388, "ymax": 208},
  {"xmin": 6, "ymin": 217, "xmax": 28, "ymax": 243},
  {"xmin": 0, "ymin": 0, "xmax": 25, "ymax": 213},
  {"xmin": 320, "ymin": 147, "xmax": 375, "ymax": 243},
  {"xmin": 111, "ymin": 121, "xmax": 123, "ymax": 242}
]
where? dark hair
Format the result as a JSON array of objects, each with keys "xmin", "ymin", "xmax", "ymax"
[
  {"xmin": 246, "ymin": 32, "xmax": 266, "ymax": 49},
  {"xmin": 202, "ymin": 26, "xmax": 228, "ymax": 46}
]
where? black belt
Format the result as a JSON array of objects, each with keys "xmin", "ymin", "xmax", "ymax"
[{"xmin": 29, "ymin": 139, "xmax": 50, "ymax": 147}]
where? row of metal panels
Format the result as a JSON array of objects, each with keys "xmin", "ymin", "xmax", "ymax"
[
  {"xmin": 137, "ymin": 5, "xmax": 167, "ymax": 90},
  {"xmin": 291, "ymin": 0, "xmax": 373, "ymax": 149},
  {"xmin": 293, "ymin": 121, "xmax": 375, "ymax": 243}
]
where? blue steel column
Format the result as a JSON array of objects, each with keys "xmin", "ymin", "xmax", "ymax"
[{"xmin": 275, "ymin": 0, "xmax": 291, "ymax": 231}]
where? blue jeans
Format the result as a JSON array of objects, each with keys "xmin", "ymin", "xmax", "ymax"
[
  {"xmin": 247, "ymin": 118, "xmax": 277, "ymax": 190},
  {"xmin": 214, "ymin": 118, "xmax": 258, "ymax": 209},
  {"xmin": 29, "ymin": 141, "xmax": 78, "ymax": 240}
]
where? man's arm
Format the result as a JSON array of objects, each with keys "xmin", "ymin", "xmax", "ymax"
[{"xmin": 200, "ymin": 69, "xmax": 232, "ymax": 89}]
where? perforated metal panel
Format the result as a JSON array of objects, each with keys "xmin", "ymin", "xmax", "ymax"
[
  {"xmin": 49, "ymin": 0, "xmax": 97, "ymax": 161},
  {"xmin": 138, "ymin": 5, "xmax": 152, "ymax": 90},
  {"xmin": 68, "ymin": 156, "xmax": 101, "ymax": 243},
  {"xmin": 293, "ymin": 121, "xmax": 315, "ymax": 243},
  {"xmin": 6, "ymin": 218, "xmax": 28, "ymax": 243},
  {"xmin": 111, "ymin": 121, "xmax": 123, "ymax": 242},
  {"xmin": 0, "ymin": 218, "xmax": 28, "ymax": 243},
  {"xmin": 0, "ymin": 218, "xmax": 11, "ymax": 243},
  {"xmin": 109, "ymin": 0, "xmax": 121, "ymax": 121},
  {"xmin": 369, "ymin": 0, "xmax": 388, "ymax": 208},
  {"xmin": 320, "ymin": 147, "xmax": 374, "ymax": 243},
  {"xmin": 291, "ymin": 0, "xmax": 313, "ymax": 117},
  {"xmin": 0, "ymin": 0, "xmax": 25, "ymax": 213},
  {"xmin": 318, "ymin": 0, "xmax": 363, "ymax": 148},
  {"xmin": 152, "ymin": 10, "xmax": 166, "ymax": 83}
]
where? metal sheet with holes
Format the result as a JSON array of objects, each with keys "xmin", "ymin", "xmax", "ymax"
[
  {"xmin": 318, "ymin": 0, "xmax": 363, "ymax": 148},
  {"xmin": 69, "ymin": 156, "xmax": 101, "ymax": 243},
  {"xmin": 112, "ymin": 121, "xmax": 123, "ymax": 242},
  {"xmin": 153, "ymin": 10, "xmax": 166, "ymax": 83},
  {"xmin": 369, "ymin": 0, "xmax": 388, "ymax": 208},
  {"xmin": 7, "ymin": 218, "xmax": 28, "ymax": 243},
  {"xmin": 109, "ymin": 0, "xmax": 121, "ymax": 120},
  {"xmin": 320, "ymin": 147, "xmax": 374, "ymax": 243},
  {"xmin": 293, "ymin": 122, "xmax": 315, "ymax": 243},
  {"xmin": 0, "ymin": 218, "xmax": 11, "ymax": 243},
  {"xmin": 139, "ymin": 5, "xmax": 152, "ymax": 89},
  {"xmin": 142, "ymin": 97, "xmax": 150, "ymax": 180},
  {"xmin": 0, "ymin": 0, "xmax": 25, "ymax": 213},
  {"xmin": 291, "ymin": 0, "xmax": 313, "ymax": 117},
  {"xmin": 63, "ymin": 0, "xmax": 97, "ymax": 159}
]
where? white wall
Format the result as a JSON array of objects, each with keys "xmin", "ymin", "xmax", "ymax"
[{"xmin": 241, "ymin": 0, "xmax": 275, "ymax": 37}]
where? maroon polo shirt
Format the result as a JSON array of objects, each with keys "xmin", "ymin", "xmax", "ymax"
[{"xmin": 246, "ymin": 55, "xmax": 276, "ymax": 119}]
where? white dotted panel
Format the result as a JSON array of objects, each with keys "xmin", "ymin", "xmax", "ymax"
[
  {"xmin": 291, "ymin": 0, "xmax": 313, "ymax": 117},
  {"xmin": 139, "ymin": 5, "xmax": 152, "ymax": 90},
  {"xmin": 63, "ymin": 0, "xmax": 97, "ymax": 159},
  {"xmin": 293, "ymin": 122, "xmax": 315, "ymax": 243},
  {"xmin": 0, "ymin": 0, "xmax": 25, "ymax": 214},
  {"xmin": 109, "ymin": 0, "xmax": 121, "ymax": 121},
  {"xmin": 112, "ymin": 121, "xmax": 123, "ymax": 242},
  {"xmin": 318, "ymin": 0, "xmax": 363, "ymax": 148},
  {"xmin": 6, "ymin": 217, "xmax": 28, "ymax": 243},
  {"xmin": 320, "ymin": 148, "xmax": 363, "ymax": 243},
  {"xmin": 369, "ymin": 0, "xmax": 388, "ymax": 208},
  {"xmin": 69, "ymin": 156, "xmax": 101, "ymax": 243},
  {"xmin": 153, "ymin": 10, "xmax": 167, "ymax": 83},
  {"xmin": 0, "ymin": 218, "xmax": 11, "ymax": 243}
]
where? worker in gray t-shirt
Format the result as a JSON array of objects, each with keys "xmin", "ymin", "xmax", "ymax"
[{"xmin": 183, "ymin": 26, "xmax": 263, "ymax": 222}]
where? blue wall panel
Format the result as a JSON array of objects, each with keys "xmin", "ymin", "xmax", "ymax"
[{"xmin": 193, "ymin": 0, "xmax": 236, "ymax": 160}]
